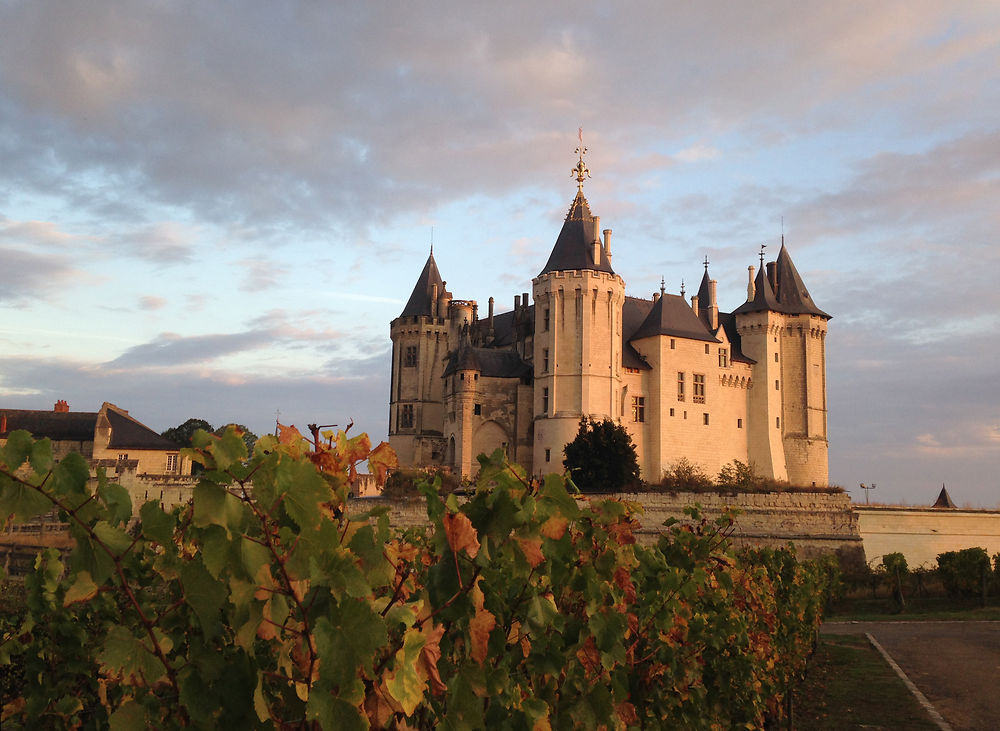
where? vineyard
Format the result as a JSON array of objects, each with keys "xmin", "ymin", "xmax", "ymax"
[{"xmin": 0, "ymin": 426, "xmax": 833, "ymax": 729}]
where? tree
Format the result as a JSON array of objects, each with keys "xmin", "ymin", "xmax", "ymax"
[
  {"xmin": 882, "ymin": 552, "xmax": 908, "ymax": 612},
  {"xmin": 562, "ymin": 417, "xmax": 640, "ymax": 493},
  {"xmin": 160, "ymin": 418, "xmax": 213, "ymax": 448}
]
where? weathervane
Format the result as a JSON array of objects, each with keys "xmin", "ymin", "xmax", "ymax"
[
  {"xmin": 759, "ymin": 243, "xmax": 766, "ymax": 267},
  {"xmin": 703, "ymin": 255, "xmax": 710, "ymax": 271},
  {"xmin": 572, "ymin": 127, "xmax": 590, "ymax": 192},
  {"xmin": 680, "ymin": 278, "xmax": 685, "ymax": 297}
]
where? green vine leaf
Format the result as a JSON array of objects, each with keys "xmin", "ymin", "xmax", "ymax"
[
  {"xmin": 98, "ymin": 625, "xmax": 167, "ymax": 686},
  {"xmin": 180, "ymin": 557, "xmax": 227, "ymax": 638}
]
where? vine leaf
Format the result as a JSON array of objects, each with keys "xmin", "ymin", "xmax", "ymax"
[
  {"xmin": 180, "ymin": 558, "xmax": 227, "ymax": 638},
  {"xmin": 384, "ymin": 627, "xmax": 428, "ymax": 716},
  {"xmin": 442, "ymin": 512, "xmax": 480, "ymax": 558},
  {"xmin": 367, "ymin": 441, "xmax": 398, "ymax": 487},
  {"xmin": 515, "ymin": 536, "xmax": 545, "ymax": 568},
  {"xmin": 63, "ymin": 570, "xmax": 98, "ymax": 607},
  {"xmin": 469, "ymin": 580, "xmax": 496, "ymax": 665},
  {"xmin": 98, "ymin": 626, "xmax": 167, "ymax": 686},
  {"xmin": 139, "ymin": 500, "xmax": 175, "ymax": 545}
]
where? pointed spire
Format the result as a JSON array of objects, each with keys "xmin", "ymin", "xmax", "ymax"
[
  {"xmin": 772, "ymin": 242, "xmax": 830, "ymax": 317},
  {"xmin": 399, "ymin": 250, "xmax": 447, "ymax": 318},
  {"xmin": 539, "ymin": 145, "xmax": 615, "ymax": 276},
  {"xmin": 932, "ymin": 484, "xmax": 957, "ymax": 509}
]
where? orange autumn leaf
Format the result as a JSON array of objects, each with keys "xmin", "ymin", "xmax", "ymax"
[
  {"xmin": 515, "ymin": 536, "xmax": 545, "ymax": 568},
  {"xmin": 277, "ymin": 422, "xmax": 304, "ymax": 446},
  {"xmin": 442, "ymin": 512, "xmax": 480, "ymax": 558},
  {"xmin": 368, "ymin": 441, "xmax": 399, "ymax": 487},
  {"xmin": 539, "ymin": 515, "xmax": 568, "ymax": 540},
  {"xmin": 469, "ymin": 605, "xmax": 496, "ymax": 665},
  {"xmin": 418, "ymin": 622, "xmax": 447, "ymax": 695},
  {"xmin": 575, "ymin": 635, "xmax": 601, "ymax": 677}
]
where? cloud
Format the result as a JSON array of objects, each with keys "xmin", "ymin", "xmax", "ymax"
[
  {"xmin": 0, "ymin": 246, "xmax": 81, "ymax": 302},
  {"xmin": 138, "ymin": 295, "xmax": 167, "ymax": 311},
  {"xmin": 674, "ymin": 145, "xmax": 722, "ymax": 163}
]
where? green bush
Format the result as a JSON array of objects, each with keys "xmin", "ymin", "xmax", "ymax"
[
  {"xmin": 937, "ymin": 547, "xmax": 991, "ymax": 598},
  {"xmin": 563, "ymin": 417, "xmax": 640, "ymax": 493}
]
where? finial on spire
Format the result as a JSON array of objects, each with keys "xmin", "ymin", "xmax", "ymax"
[
  {"xmin": 759, "ymin": 243, "xmax": 766, "ymax": 267},
  {"xmin": 703, "ymin": 255, "xmax": 710, "ymax": 271},
  {"xmin": 572, "ymin": 128, "xmax": 590, "ymax": 192},
  {"xmin": 660, "ymin": 276, "xmax": 665, "ymax": 295},
  {"xmin": 680, "ymin": 278, "xmax": 686, "ymax": 297},
  {"xmin": 430, "ymin": 226, "xmax": 434, "ymax": 255}
]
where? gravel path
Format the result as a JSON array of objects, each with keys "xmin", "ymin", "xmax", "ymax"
[{"xmin": 823, "ymin": 621, "xmax": 1000, "ymax": 731}]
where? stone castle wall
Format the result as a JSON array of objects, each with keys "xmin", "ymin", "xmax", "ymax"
[
  {"xmin": 349, "ymin": 489, "xmax": 865, "ymax": 566},
  {"xmin": 855, "ymin": 506, "xmax": 1000, "ymax": 568}
]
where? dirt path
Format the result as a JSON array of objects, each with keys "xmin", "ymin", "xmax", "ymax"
[{"xmin": 823, "ymin": 621, "xmax": 1000, "ymax": 731}]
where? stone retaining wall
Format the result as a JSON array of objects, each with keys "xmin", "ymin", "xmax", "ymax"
[
  {"xmin": 350, "ymin": 489, "xmax": 866, "ymax": 567},
  {"xmin": 855, "ymin": 506, "xmax": 1000, "ymax": 568}
]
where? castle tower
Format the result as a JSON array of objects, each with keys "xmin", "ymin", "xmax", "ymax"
[
  {"xmin": 734, "ymin": 242, "xmax": 830, "ymax": 485},
  {"xmin": 531, "ymin": 148, "xmax": 625, "ymax": 474},
  {"xmin": 389, "ymin": 249, "xmax": 451, "ymax": 466}
]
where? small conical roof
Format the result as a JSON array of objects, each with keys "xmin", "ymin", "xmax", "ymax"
[
  {"xmin": 400, "ymin": 251, "xmax": 446, "ymax": 317},
  {"xmin": 538, "ymin": 191, "xmax": 615, "ymax": 276},
  {"xmin": 694, "ymin": 268, "xmax": 714, "ymax": 329},
  {"xmin": 733, "ymin": 265, "xmax": 781, "ymax": 315},
  {"xmin": 932, "ymin": 485, "xmax": 957, "ymax": 509}
]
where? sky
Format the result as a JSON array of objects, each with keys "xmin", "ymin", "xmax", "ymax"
[{"xmin": 0, "ymin": 1, "xmax": 998, "ymax": 507}]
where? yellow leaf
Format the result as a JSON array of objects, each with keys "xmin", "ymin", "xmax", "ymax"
[
  {"xmin": 515, "ymin": 537, "xmax": 545, "ymax": 568},
  {"xmin": 539, "ymin": 515, "xmax": 568, "ymax": 540}
]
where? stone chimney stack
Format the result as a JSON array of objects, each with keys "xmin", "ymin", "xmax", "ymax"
[
  {"xmin": 431, "ymin": 283, "xmax": 439, "ymax": 318},
  {"xmin": 766, "ymin": 262, "xmax": 777, "ymax": 294},
  {"xmin": 54, "ymin": 400, "xmax": 69, "ymax": 413},
  {"xmin": 488, "ymin": 296, "xmax": 494, "ymax": 329},
  {"xmin": 514, "ymin": 294, "xmax": 521, "ymax": 310},
  {"xmin": 691, "ymin": 295, "xmax": 699, "ymax": 317},
  {"xmin": 708, "ymin": 279, "xmax": 719, "ymax": 330},
  {"xmin": 652, "ymin": 291, "xmax": 660, "ymax": 303},
  {"xmin": 747, "ymin": 266, "xmax": 756, "ymax": 300},
  {"xmin": 603, "ymin": 229, "xmax": 612, "ymax": 262}
]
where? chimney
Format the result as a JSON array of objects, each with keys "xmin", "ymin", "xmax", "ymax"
[
  {"xmin": 691, "ymin": 295, "xmax": 699, "ymax": 317},
  {"xmin": 488, "ymin": 296, "xmax": 494, "ymax": 329},
  {"xmin": 522, "ymin": 292, "xmax": 529, "ymax": 310},
  {"xmin": 54, "ymin": 399, "xmax": 69, "ymax": 413},
  {"xmin": 603, "ymin": 229, "xmax": 612, "ymax": 261},
  {"xmin": 652, "ymin": 291, "xmax": 660, "ymax": 303},
  {"xmin": 747, "ymin": 266, "xmax": 756, "ymax": 300},
  {"xmin": 431, "ymin": 283, "xmax": 439, "ymax": 318},
  {"xmin": 766, "ymin": 262, "xmax": 777, "ymax": 294},
  {"xmin": 514, "ymin": 294, "xmax": 521, "ymax": 309},
  {"xmin": 708, "ymin": 279, "xmax": 719, "ymax": 330}
]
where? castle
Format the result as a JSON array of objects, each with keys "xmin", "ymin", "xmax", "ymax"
[{"xmin": 389, "ymin": 151, "xmax": 830, "ymax": 486}]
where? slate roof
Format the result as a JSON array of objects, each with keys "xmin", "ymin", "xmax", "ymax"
[
  {"xmin": 717, "ymin": 313, "xmax": 755, "ymax": 364},
  {"xmin": 733, "ymin": 244, "xmax": 829, "ymax": 318},
  {"xmin": 538, "ymin": 192, "xmax": 615, "ymax": 276},
  {"xmin": 932, "ymin": 485, "xmax": 957, "ymax": 509},
  {"xmin": 400, "ymin": 251, "xmax": 447, "ymax": 318},
  {"xmin": 105, "ymin": 408, "xmax": 182, "ymax": 450},
  {"xmin": 629, "ymin": 292, "xmax": 721, "ymax": 344},
  {"xmin": 0, "ymin": 405, "xmax": 181, "ymax": 450},
  {"xmin": 443, "ymin": 346, "xmax": 532, "ymax": 379},
  {"xmin": 0, "ymin": 409, "xmax": 98, "ymax": 441}
]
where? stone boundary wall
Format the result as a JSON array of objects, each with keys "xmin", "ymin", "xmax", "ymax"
[
  {"xmin": 855, "ymin": 506, "xmax": 1000, "ymax": 568},
  {"xmin": 350, "ymin": 489, "xmax": 865, "ymax": 566}
]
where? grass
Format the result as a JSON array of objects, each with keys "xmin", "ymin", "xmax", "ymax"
[
  {"xmin": 826, "ymin": 595, "xmax": 1000, "ymax": 622},
  {"xmin": 793, "ymin": 634, "xmax": 939, "ymax": 730}
]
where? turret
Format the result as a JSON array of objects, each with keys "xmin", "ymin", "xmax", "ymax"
[
  {"xmin": 532, "ymin": 147, "xmax": 625, "ymax": 474},
  {"xmin": 389, "ymin": 249, "xmax": 452, "ymax": 467},
  {"xmin": 734, "ymin": 241, "xmax": 830, "ymax": 485}
]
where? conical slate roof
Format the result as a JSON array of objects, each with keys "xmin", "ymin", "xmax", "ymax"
[
  {"xmin": 630, "ymin": 292, "xmax": 719, "ymax": 343},
  {"xmin": 772, "ymin": 244, "xmax": 829, "ymax": 317},
  {"xmin": 932, "ymin": 485, "xmax": 957, "ymax": 509},
  {"xmin": 400, "ymin": 251, "xmax": 446, "ymax": 317},
  {"xmin": 695, "ymin": 268, "xmax": 714, "ymax": 329},
  {"xmin": 733, "ymin": 266, "xmax": 781, "ymax": 315},
  {"xmin": 733, "ymin": 243, "xmax": 829, "ymax": 317},
  {"xmin": 538, "ymin": 192, "xmax": 615, "ymax": 276}
]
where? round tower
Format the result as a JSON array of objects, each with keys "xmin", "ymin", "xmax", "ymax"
[{"xmin": 532, "ymin": 149, "xmax": 625, "ymax": 475}]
